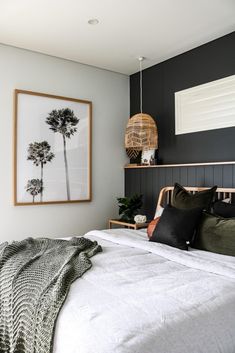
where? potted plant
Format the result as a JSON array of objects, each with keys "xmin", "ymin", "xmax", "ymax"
[{"xmin": 117, "ymin": 194, "xmax": 143, "ymax": 223}]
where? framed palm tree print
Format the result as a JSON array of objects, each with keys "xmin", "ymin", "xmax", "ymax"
[{"xmin": 14, "ymin": 89, "xmax": 92, "ymax": 205}]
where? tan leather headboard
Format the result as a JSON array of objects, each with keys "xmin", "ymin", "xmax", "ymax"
[{"xmin": 156, "ymin": 186, "xmax": 235, "ymax": 210}]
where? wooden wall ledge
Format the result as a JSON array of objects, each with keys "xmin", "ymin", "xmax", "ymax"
[{"xmin": 125, "ymin": 161, "xmax": 235, "ymax": 169}]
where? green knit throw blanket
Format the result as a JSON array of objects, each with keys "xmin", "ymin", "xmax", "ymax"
[{"xmin": 0, "ymin": 237, "xmax": 102, "ymax": 353}]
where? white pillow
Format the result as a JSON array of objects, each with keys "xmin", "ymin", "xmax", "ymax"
[
  {"xmin": 222, "ymin": 198, "xmax": 231, "ymax": 204},
  {"xmin": 154, "ymin": 205, "xmax": 164, "ymax": 219}
]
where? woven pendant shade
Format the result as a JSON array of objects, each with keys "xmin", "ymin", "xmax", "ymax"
[
  {"xmin": 125, "ymin": 113, "xmax": 158, "ymax": 158},
  {"xmin": 125, "ymin": 148, "xmax": 140, "ymax": 159}
]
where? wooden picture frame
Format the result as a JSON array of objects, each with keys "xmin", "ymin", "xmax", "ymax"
[{"xmin": 14, "ymin": 89, "xmax": 92, "ymax": 205}]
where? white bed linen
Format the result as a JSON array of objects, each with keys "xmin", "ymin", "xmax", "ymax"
[{"xmin": 53, "ymin": 229, "xmax": 235, "ymax": 353}]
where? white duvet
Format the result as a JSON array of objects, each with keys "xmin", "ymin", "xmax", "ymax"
[{"xmin": 53, "ymin": 229, "xmax": 235, "ymax": 353}]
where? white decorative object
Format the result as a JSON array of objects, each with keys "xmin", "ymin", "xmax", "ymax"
[
  {"xmin": 134, "ymin": 215, "xmax": 147, "ymax": 224},
  {"xmin": 175, "ymin": 74, "xmax": 235, "ymax": 135}
]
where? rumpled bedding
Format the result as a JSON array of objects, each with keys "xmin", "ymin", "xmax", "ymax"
[{"xmin": 53, "ymin": 229, "xmax": 235, "ymax": 353}]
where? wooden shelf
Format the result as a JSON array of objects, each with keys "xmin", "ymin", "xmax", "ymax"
[{"xmin": 124, "ymin": 161, "xmax": 235, "ymax": 169}]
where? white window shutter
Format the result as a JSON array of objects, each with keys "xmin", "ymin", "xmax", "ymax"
[{"xmin": 175, "ymin": 75, "xmax": 235, "ymax": 135}]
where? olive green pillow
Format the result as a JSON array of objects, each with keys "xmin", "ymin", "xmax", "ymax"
[
  {"xmin": 192, "ymin": 212, "xmax": 235, "ymax": 256},
  {"xmin": 172, "ymin": 183, "xmax": 217, "ymax": 210}
]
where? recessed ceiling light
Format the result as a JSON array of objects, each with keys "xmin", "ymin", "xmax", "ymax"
[{"xmin": 88, "ymin": 18, "xmax": 99, "ymax": 25}]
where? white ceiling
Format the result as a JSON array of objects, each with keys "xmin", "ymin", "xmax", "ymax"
[{"xmin": 0, "ymin": 0, "xmax": 234, "ymax": 75}]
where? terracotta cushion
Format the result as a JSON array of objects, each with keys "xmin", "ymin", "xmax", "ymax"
[{"xmin": 147, "ymin": 217, "xmax": 161, "ymax": 239}]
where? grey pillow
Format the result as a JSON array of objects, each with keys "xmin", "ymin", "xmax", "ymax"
[{"xmin": 192, "ymin": 212, "xmax": 235, "ymax": 256}]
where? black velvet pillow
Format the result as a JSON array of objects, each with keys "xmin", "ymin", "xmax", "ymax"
[
  {"xmin": 172, "ymin": 183, "xmax": 217, "ymax": 210},
  {"xmin": 213, "ymin": 201, "xmax": 235, "ymax": 218},
  {"xmin": 150, "ymin": 205, "xmax": 203, "ymax": 250},
  {"xmin": 192, "ymin": 212, "xmax": 235, "ymax": 256}
]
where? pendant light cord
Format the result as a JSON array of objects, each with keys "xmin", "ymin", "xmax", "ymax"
[{"xmin": 139, "ymin": 57, "xmax": 143, "ymax": 114}]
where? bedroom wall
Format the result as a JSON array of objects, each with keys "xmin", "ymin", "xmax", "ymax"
[
  {"xmin": 127, "ymin": 32, "xmax": 235, "ymax": 217},
  {"xmin": 0, "ymin": 44, "xmax": 129, "ymax": 242},
  {"xmin": 130, "ymin": 31, "xmax": 235, "ymax": 164}
]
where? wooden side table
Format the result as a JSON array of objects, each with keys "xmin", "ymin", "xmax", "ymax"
[{"xmin": 108, "ymin": 219, "xmax": 149, "ymax": 230}]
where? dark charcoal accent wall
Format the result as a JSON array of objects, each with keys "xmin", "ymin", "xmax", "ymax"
[
  {"xmin": 130, "ymin": 32, "xmax": 235, "ymax": 164},
  {"xmin": 125, "ymin": 164, "xmax": 235, "ymax": 220}
]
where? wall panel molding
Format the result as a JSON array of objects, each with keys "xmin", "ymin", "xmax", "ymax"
[
  {"xmin": 125, "ymin": 163, "xmax": 235, "ymax": 219},
  {"xmin": 125, "ymin": 161, "xmax": 235, "ymax": 168}
]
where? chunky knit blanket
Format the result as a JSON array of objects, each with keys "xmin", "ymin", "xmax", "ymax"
[{"xmin": 0, "ymin": 236, "xmax": 102, "ymax": 353}]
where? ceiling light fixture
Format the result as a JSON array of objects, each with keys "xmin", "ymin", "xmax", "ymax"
[
  {"xmin": 88, "ymin": 18, "xmax": 99, "ymax": 25},
  {"xmin": 125, "ymin": 57, "xmax": 158, "ymax": 160}
]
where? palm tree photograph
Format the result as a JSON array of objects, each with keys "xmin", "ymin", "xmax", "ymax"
[
  {"xmin": 14, "ymin": 90, "xmax": 92, "ymax": 205},
  {"xmin": 46, "ymin": 108, "xmax": 79, "ymax": 201},
  {"xmin": 27, "ymin": 141, "xmax": 55, "ymax": 201},
  {"xmin": 25, "ymin": 179, "xmax": 42, "ymax": 203}
]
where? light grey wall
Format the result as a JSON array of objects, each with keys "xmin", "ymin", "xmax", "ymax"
[{"xmin": 0, "ymin": 44, "xmax": 129, "ymax": 242}]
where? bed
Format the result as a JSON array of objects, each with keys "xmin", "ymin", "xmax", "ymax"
[{"xmin": 53, "ymin": 186, "xmax": 235, "ymax": 353}]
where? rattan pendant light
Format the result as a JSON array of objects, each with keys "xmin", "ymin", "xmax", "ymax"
[{"xmin": 125, "ymin": 57, "xmax": 158, "ymax": 159}]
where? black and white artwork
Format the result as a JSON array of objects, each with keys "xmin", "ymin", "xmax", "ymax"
[
  {"xmin": 141, "ymin": 149, "xmax": 155, "ymax": 165},
  {"xmin": 14, "ymin": 90, "xmax": 92, "ymax": 205}
]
